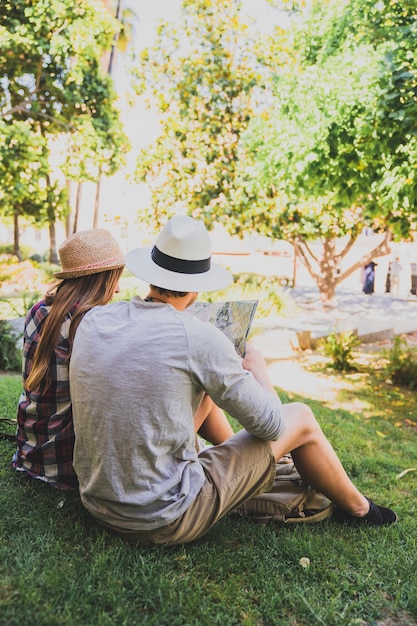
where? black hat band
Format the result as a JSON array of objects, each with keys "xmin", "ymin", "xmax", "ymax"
[{"xmin": 151, "ymin": 246, "xmax": 211, "ymax": 274}]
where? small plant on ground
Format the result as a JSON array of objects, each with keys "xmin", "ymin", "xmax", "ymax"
[
  {"xmin": 18, "ymin": 290, "xmax": 42, "ymax": 316},
  {"xmin": 0, "ymin": 289, "xmax": 42, "ymax": 319},
  {"xmin": 383, "ymin": 336, "xmax": 417, "ymax": 389},
  {"xmin": 321, "ymin": 328, "xmax": 359, "ymax": 372},
  {"xmin": 0, "ymin": 256, "xmax": 52, "ymax": 317}
]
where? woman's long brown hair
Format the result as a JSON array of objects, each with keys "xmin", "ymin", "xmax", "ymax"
[{"xmin": 25, "ymin": 267, "xmax": 124, "ymax": 392}]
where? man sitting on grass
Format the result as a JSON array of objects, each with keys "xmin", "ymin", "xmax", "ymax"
[{"xmin": 70, "ymin": 215, "xmax": 397, "ymax": 545}]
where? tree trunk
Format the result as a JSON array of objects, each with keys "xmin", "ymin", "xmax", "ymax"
[
  {"xmin": 45, "ymin": 173, "xmax": 59, "ymax": 264},
  {"xmin": 48, "ymin": 221, "xmax": 59, "ymax": 264},
  {"xmin": 92, "ymin": 173, "xmax": 102, "ymax": 229},
  {"xmin": 65, "ymin": 180, "xmax": 72, "ymax": 237},
  {"xmin": 316, "ymin": 239, "xmax": 339, "ymax": 305},
  {"xmin": 291, "ymin": 245, "xmax": 297, "ymax": 288},
  {"xmin": 73, "ymin": 183, "xmax": 82, "ymax": 233},
  {"xmin": 13, "ymin": 209, "xmax": 22, "ymax": 262},
  {"xmin": 93, "ymin": 0, "xmax": 122, "ymax": 228},
  {"xmin": 107, "ymin": 0, "xmax": 122, "ymax": 75}
]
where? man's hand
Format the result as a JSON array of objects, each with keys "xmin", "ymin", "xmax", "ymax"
[{"xmin": 242, "ymin": 343, "xmax": 276, "ymax": 394}]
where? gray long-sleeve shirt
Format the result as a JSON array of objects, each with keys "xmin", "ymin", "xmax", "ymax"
[{"xmin": 70, "ymin": 297, "xmax": 283, "ymax": 531}]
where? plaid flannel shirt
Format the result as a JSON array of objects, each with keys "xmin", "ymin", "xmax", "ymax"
[{"xmin": 12, "ymin": 300, "xmax": 78, "ymax": 490}]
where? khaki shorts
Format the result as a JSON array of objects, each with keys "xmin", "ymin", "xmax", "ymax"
[{"xmin": 101, "ymin": 430, "xmax": 276, "ymax": 545}]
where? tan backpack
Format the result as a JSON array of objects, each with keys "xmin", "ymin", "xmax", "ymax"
[{"xmin": 235, "ymin": 454, "xmax": 334, "ymax": 524}]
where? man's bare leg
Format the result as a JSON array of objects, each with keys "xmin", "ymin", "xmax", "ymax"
[
  {"xmin": 268, "ymin": 402, "xmax": 370, "ymax": 516},
  {"xmin": 241, "ymin": 344, "xmax": 371, "ymax": 517}
]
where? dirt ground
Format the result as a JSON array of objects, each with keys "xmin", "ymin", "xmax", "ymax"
[{"xmin": 266, "ymin": 331, "xmax": 417, "ymax": 406}]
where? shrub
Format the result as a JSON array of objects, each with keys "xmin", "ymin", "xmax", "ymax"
[
  {"xmin": 0, "ymin": 320, "xmax": 22, "ymax": 372},
  {"xmin": 37, "ymin": 261, "xmax": 61, "ymax": 281},
  {"xmin": 383, "ymin": 336, "xmax": 417, "ymax": 389},
  {"xmin": 321, "ymin": 329, "xmax": 359, "ymax": 372},
  {"xmin": 0, "ymin": 290, "xmax": 42, "ymax": 319},
  {"xmin": 0, "ymin": 244, "xmax": 34, "ymax": 260}
]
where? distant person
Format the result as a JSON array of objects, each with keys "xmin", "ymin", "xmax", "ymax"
[
  {"xmin": 410, "ymin": 262, "xmax": 417, "ymax": 297},
  {"xmin": 389, "ymin": 257, "xmax": 403, "ymax": 297},
  {"xmin": 385, "ymin": 262, "xmax": 391, "ymax": 293},
  {"xmin": 70, "ymin": 216, "xmax": 397, "ymax": 546},
  {"xmin": 12, "ymin": 229, "xmax": 125, "ymax": 490},
  {"xmin": 362, "ymin": 261, "xmax": 377, "ymax": 295}
]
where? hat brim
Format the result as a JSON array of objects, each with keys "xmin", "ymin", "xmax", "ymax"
[
  {"xmin": 54, "ymin": 263, "xmax": 125, "ymax": 280},
  {"xmin": 125, "ymin": 247, "xmax": 233, "ymax": 292}
]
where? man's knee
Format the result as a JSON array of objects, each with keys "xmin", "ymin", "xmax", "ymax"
[{"xmin": 283, "ymin": 402, "xmax": 321, "ymax": 440}]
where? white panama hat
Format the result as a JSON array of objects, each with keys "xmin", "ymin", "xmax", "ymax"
[{"xmin": 125, "ymin": 215, "xmax": 233, "ymax": 292}]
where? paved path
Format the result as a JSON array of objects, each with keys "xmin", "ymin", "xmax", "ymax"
[{"xmin": 251, "ymin": 287, "xmax": 417, "ymax": 361}]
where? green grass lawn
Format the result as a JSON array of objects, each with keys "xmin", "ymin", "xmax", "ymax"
[{"xmin": 1, "ymin": 366, "xmax": 417, "ymax": 626}]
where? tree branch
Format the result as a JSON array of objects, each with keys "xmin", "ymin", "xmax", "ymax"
[
  {"xmin": 293, "ymin": 238, "xmax": 321, "ymax": 282},
  {"xmin": 336, "ymin": 225, "xmax": 362, "ymax": 262},
  {"xmin": 303, "ymin": 238, "xmax": 320, "ymax": 264},
  {"xmin": 337, "ymin": 230, "xmax": 392, "ymax": 283},
  {"xmin": 1, "ymin": 104, "xmax": 72, "ymax": 131}
]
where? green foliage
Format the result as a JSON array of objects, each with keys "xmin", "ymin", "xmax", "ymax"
[
  {"xmin": 0, "ymin": 321, "xmax": 21, "ymax": 372},
  {"xmin": 130, "ymin": 0, "xmax": 417, "ymax": 305},
  {"xmin": 0, "ymin": 120, "xmax": 50, "ymax": 222},
  {"xmin": 18, "ymin": 291, "xmax": 42, "ymax": 317},
  {"xmin": 0, "ymin": 244, "xmax": 34, "ymax": 260},
  {"xmin": 383, "ymin": 336, "xmax": 417, "ymax": 389},
  {"xmin": 0, "ymin": 256, "xmax": 51, "ymax": 317},
  {"xmin": 238, "ymin": 42, "xmax": 386, "ymax": 231},
  {"xmin": 294, "ymin": 0, "xmax": 417, "ymax": 234},
  {"xmin": 0, "ymin": 0, "xmax": 130, "ymax": 232},
  {"xmin": 321, "ymin": 329, "xmax": 360, "ymax": 372},
  {"xmin": 133, "ymin": 0, "xmax": 263, "ymax": 230},
  {"xmin": 0, "ymin": 293, "xmax": 39, "ymax": 320},
  {"xmin": 235, "ymin": 0, "xmax": 417, "ymax": 302},
  {"xmin": 0, "ymin": 0, "xmax": 118, "ymax": 126},
  {"xmin": 38, "ymin": 261, "xmax": 60, "ymax": 281}
]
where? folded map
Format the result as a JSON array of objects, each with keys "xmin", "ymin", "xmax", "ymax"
[{"xmin": 189, "ymin": 300, "xmax": 258, "ymax": 357}]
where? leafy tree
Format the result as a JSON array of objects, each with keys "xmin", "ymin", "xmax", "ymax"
[
  {"xmin": 0, "ymin": 121, "xmax": 49, "ymax": 260},
  {"xmin": 0, "ymin": 0, "xmax": 129, "ymax": 259},
  {"xmin": 132, "ymin": 0, "xmax": 262, "ymax": 230},
  {"xmin": 235, "ymin": 0, "xmax": 417, "ymax": 302},
  {"xmin": 60, "ymin": 77, "xmax": 130, "ymax": 234}
]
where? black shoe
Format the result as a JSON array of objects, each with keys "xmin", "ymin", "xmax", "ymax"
[{"xmin": 333, "ymin": 497, "xmax": 397, "ymax": 526}]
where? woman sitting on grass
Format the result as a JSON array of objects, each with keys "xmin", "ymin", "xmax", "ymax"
[{"xmin": 12, "ymin": 229, "xmax": 125, "ymax": 490}]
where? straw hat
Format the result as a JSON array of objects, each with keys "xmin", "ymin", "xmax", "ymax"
[
  {"xmin": 125, "ymin": 215, "xmax": 232, "ymax": 292},
  {"xmin": 54, "ymin": 229, "xmax": 125, "ymax": 279}
]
